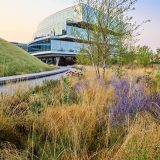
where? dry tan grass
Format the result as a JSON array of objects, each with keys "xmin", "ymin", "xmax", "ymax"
[
  {"xmin": 83, "ymin": 66, "xmax": 114, "ymax": 81},
  {"xmin": 0, "ymin": 65, "xmax": 159, "ymax": 160},
  {"xmin": 0, "ymin": 143, "xmax": 27, "ymax": 160},
  {"xmin": 79, "ymin": 82, "xmax": 114, "ymax": 109},
  {"xmin": 112, "ymin": 113, "xmax": 160, "ymax": 160},
  {"xmin": 83, "ymin": 65, "xmax": 158, "ymax": 80}
]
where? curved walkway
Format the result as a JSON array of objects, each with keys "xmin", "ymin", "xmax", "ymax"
[
  {"xmin": 0, "ymin": 67, "xmax": 70, "ymax": 95},
  {"xmin": 0, "ymin": 67, "xmax": 69, "ymax": 86}
]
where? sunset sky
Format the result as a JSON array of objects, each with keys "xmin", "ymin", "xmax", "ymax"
[{"xmin": 0, "ymin": 0, "xmax": 159, "ymax": 51}]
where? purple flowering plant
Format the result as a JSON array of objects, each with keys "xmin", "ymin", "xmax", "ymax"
[
  {"xmin": 110, "ymin": 77, "xmax": 160, "ymax": 126},
  {"xmin": 74, "ymin": 80, "xmax": 89, "ymax": 93}
]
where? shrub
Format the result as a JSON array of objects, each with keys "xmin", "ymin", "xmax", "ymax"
[
  {"xmin": 135, "ymin": 46, "xmax": 152, "ymax": 67},
  {"xmin": 110, "ymin": 77, "xmax": 160, "ymax": 126}
]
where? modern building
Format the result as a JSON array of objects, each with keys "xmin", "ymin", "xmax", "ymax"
[
  {"xmin": 28, "ymin": 4, "xmax": 91, "ymax": 65},
  {"xmin": 28, "ymin": 3, "xmax": 122, "ymax": 66}
]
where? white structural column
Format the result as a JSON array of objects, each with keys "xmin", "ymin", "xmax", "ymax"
[{"xmin": 56, "ymin": 57, "xmax": 60, "ymax": 66}]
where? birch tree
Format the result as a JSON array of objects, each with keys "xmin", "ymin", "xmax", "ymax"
[{"xmin": 75, "ymin": 0, "xmax": 148, "ymax": 78}]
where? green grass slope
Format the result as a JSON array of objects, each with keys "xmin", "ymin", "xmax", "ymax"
[{"xmin": 0, "ymin": 38, "xmax": 53, "ymax": 77}]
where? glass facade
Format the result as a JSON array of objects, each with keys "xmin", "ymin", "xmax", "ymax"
[
  {"xmin": 66, "ymin": 24, "xmax": 88, "ymax": 39},
  {"xmin": 34, "ymin": 4, "xmax": 83, "ymax": 39},
  {"xmin": 28, "ymin": 38, "xmax": 51, "ymax": 52},
  {"xmin": 28, "ymin": 4, "xmax": 89, "ymax": 54},
  {"xmin": 28, "ymin": 3, "xmax": 120, "ymax": 56},
  {"xmin": 51, "ymin": 39, "xmax": 85, "ymax": 53}
]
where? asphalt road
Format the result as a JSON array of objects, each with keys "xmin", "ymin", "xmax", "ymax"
[{"xmin": 0, "ymin": 68, "xmax": 69, "ymax": 95}]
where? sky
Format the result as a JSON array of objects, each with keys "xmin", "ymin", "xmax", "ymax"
[{"xmin": 0, "ymin": 0, "xmax": 160, "ymax": 51}]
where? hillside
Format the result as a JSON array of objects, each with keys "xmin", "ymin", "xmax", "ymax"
[{"xmin": 0, "ymin": 38, "xmax": 53, "ymax": 77}]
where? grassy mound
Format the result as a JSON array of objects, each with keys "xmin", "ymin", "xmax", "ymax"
[{"xmin": 0, "ymin": 38, "xmax": 53, "ymax": 77}]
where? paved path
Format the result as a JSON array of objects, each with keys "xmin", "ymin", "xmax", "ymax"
[
  {"xmin": 0, "ymin": 67, "xmax": 69, "ymax": 95},
  {"xmin": 0, "ymin": 68, "xmax": 69, "ymax": 85}
]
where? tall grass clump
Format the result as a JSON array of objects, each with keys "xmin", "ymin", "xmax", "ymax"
[{"xmin": 0, "ymin": 66, "xmax": 160, "ymax": 159}]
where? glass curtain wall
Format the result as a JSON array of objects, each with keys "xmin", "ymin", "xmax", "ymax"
[
  {"xmin": 51, "ymin": 40, "xmax": 85, "ymax": 53},
  {"xmin": 28, "ymin": 38, "xmax": 51, "ymax": 53}
]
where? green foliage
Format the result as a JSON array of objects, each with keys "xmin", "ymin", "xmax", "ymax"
[
  {"xmin": 30, "ymin": 101, "xmax": 43, "ymax": 114},
  {"xmin": 32, "ymin": 80, "xmax": 63, "ymax": 107},
  {"xmin": 154, "ymin": 67, "xmax": 160, "ymax": 87},
  {"xmin": 63, "ymin": 78, "xmax": 79, "ymax": 105},
  {"xmin": 63, "ymin": 78, "xmax": 72, "ymax": 104},
  {"xmin": 121, "ymin": 51, "xmax": 136, "ymax": 65},
  {"xmin": 42, "ymin": 80, "xmax": 60, "ymax": 96},
  {"xmin": 111, "ymin": 46, "xmax": 153, "ymax": 67},
  {"xmin": 0, "ymin": 38, "xmax": 54, "ymax": 77},
  {"xmin": 156, "ymin": 69, "xmax": 160, "ymax": 79},
  {"xmin": 75, "ymin": 0, "xmax": 141, "ymax": 78},
  {"xmin": 157, "ymin": 48, "xmax": 160, "ymax": 54},
  {"xmin": 76, "ymin": 51, "xmax": 92, "ymax": 65},
  {"xmin": 114, "ymin": 65, "xmax": 125, "ymax": 78},
  {"xmin": 114, "ymin": 42, "xmax": 129, "ymax": 65},
  {"xmin": 135, "ymin": 46, "xmax": 152, "ymax": 67},
  {"xmin": 154, "ymin": 48, "xmax": 160, "ymax": 64}
]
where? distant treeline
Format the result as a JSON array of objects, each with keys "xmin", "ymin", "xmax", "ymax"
[{"xmin": 77, "ymin": 46, "xmax": 160, "ymax": 66}]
